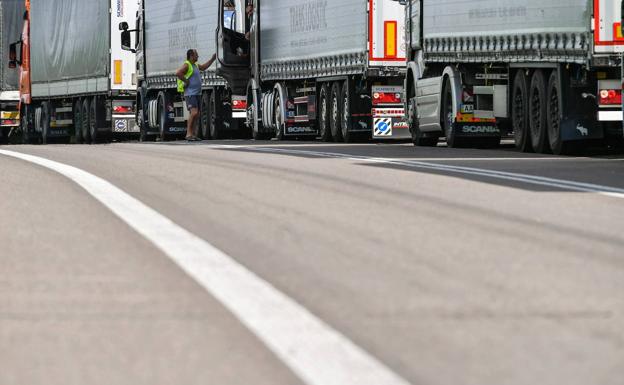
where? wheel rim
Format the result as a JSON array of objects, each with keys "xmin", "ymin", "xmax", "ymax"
[
  {"xmin": 320, "ymin": 94, "xmax": 328, "ymax": 137},
  {"xmin": 444, "ymin": 90, "xmax": 453, "ymax": 138},
  {"xmin": 332, "ymin": 94, "xmax": 338, "ymax": 127},
  {"xmin": 210, "ymin": 93, "xmax": 217, "ymax": 137},
  {"xmin": 342, "ymin": 92, "xmax": 349, "ymax": 137},
  {"xmin": 275, "ymin": 102, "xmax": 282, "ymax": 137}
]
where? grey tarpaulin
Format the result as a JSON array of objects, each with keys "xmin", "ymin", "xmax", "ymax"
[
  {"xmin": 0, "ymin": 0, "xmax": 25, "ymax": 91},
  {"xmin": 260, "ymin": 0, "xmax": 367, "ymax": 65},
  {"xmin": 145, "ymin": 0, "xmax": 218, "ymax": 77},
  {"xmin": 30, "ymin": 0, "xmax": 109, "ymax": 84}
]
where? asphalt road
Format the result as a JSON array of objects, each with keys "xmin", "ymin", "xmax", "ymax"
[{"xmin": 1, "ymin": 140, "xmax": 623, "ymax": 385}]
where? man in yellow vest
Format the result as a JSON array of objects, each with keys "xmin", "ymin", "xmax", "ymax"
[{"xmin": 176, "ymin": 49, "xmax": 216, "ymax": 141}]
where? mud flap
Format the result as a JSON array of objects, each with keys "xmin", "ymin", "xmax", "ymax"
[{"xmin": 560, "ymin": 118, "xmax": 604, "ymax": 141}]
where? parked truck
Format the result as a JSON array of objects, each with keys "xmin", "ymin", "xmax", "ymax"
[
  {"xmin": 0, "ymin": 0, "xmax": 23, "ymax": 144},
  {"xmin": 216, "ymin": 0, "xmax": 408, "ymax": 141},
  {"xmin": 404, "ymin": 0, "xmax": 624, "ymax": 154},
  {"xmin": 119, "ymin": 0, "xmax": 247, "ymax": 141},
  {"xmin": 9, "ymin": 0, "xmax": 138, "ymax": 144}
]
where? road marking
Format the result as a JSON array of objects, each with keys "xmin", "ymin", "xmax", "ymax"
[
  {"xmin": 0, "ymin": 149, "xmax": 410, "ymax": 385},
  {"xmin": 212, "ymin": 145, "xmax": 624, "ymax": 200}
]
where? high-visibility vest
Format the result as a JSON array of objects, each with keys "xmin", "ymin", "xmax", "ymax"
[{"xmin": 177, "ymin": 60, "xmax": 194, "ymax": 93}]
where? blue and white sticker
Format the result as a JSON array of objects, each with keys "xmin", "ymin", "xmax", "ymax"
[
  {"xmin": 374, "ymin": 118, "xmax": 392, "ymax": 137},
  {"xmin": 115, "ymin": 119, "xmax": 128, "ymax": 131}
]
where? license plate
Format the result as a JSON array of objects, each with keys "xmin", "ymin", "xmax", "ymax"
[{"xmin": 1, "ymin": 111, "xmax": 19, "ymax": 119}]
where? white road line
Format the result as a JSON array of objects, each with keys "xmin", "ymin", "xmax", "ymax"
[
  {"xmin": 0, "ymin": 149, "xmax": 410, "ymax": 385},
  {"xmin": 213, "ymin": 145, "xmax": 624, "ymax": 200}
]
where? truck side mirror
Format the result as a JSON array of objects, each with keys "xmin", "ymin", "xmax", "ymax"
[
  {"xmin": 8, "ymin": 42, "xmax": 18, "ymax": 68},
  {"xmin": 121, "ymin": 30, "xmax": 135, "ymax": 53}
]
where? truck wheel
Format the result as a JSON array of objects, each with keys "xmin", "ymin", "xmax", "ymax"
[
  {"xmin": 318, "ymin": 84, "xmax": 331, "ymax": 141},
  {"xmin": 330, "ymin": 82, "xmax": 343, "ymax": 142},
  {"xmin": 73, "ymin": 99, "xmax": 83, "ymax": 144},
  {"xmin": 546, "ymin": 71, "xmax": 576, "ymax": 155},
  {"xmin": 512, "ymin": 70, "xmax": 532, "ymax": 152},
  {"xmin": 274, "ymin": 93, "xmax": 286, "ymax": 140},
  {"xmin": 442, "ymin": 79, "xmax": 461, "ymax": 148},
  {"xmin": 20, "ymin": 105, "xmax": 31, "ymax": 144},
  {"xmin": 209, "ymin": 90, "xmax": 222, "ymax": 140},
  {"xmin": 82, "ymin": 98, "xmax": 91, "ymax": 144},
  {"xmin": 89, "ymin": 97, "xmax": 98, "ymax": 144},
  {"xmin": 200, "ymin": 92, "xmax": 211, "ymax": 139},
  {"xmin": 340, "ymin": 81, "xmax": 355, "ymax": 143},
  {"xmin": 529, "ymin": 70, "xmax": 551, "ymax": 154},
  {"xmin": 408, "ymin": 94, "xmax": 437, "ymax": 146},
  {"xmin": 157, "ymin": 92, "xmax": 169, "ymax": 141},
  {"xmin": 41, "ymin": 102, "xmax": 51, "ymax": 145}
]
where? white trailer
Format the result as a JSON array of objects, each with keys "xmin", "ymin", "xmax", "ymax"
[
  {"xmin": 11, "ymin": 0, "xmax": 139, "ymax": 144},
  {"xmin": 404, "ymin": 0, "xmax": 624, "ymax": 154},
  {"xmin": 120, "ymin": 0, "xmax": 247, "ymax": 141},
  {"xmin": 216, "ymin": 0, "xmax": 408, "ymax": 141}
]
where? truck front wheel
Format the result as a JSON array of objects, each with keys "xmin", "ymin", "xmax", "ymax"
[
  {"xmin": 330, "ymin": 82, "xmax": 343, "ymax": 142},
  {"xmin": 442, "ymin": 79, "xmax": 462, "ymax": 148},
  {"xmin": 318, "ymin": 84, "xmax": 331, "ymax": 141},
  {"xmin": 512, "ymin": 70, "xmax": 532, "ymax": 152},
  {"xmin": 89, "ymin": 97, "xmax": 98, "ymax": 144},
  {"xmin": 200, "ymin": 92, "xmax": 210, "ymax": 139},
  {"xmin": 408, "ymin": 90, "xmax": 438, "ymax": 147},
  {"xmin": 529, "ymin": 70, "xmax": 551, "ymax": 154},
  {"xmin": 82, "ymin": 98, "xmax": 91, "ymax": 144},
  {"xmin": 73, "ymin": 99, "xmax": 83, "ymax": 144}
]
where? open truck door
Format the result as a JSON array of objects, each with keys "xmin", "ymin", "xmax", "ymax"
[{"xmin": 216, "ymin": 0, "xmax": 251, "ymax": 95}]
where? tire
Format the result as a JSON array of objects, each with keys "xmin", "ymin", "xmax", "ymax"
[
  {"xmin": 200, "ymin": 92, "xmax": 210, "ymax": 139},
  {"xmin": 209, "ymin": 90, "xmax": 222, "ymax": 140},
  {"xmin": 82, "ymin": 98, "xmax": 91, "ymax": 144},
  {"xmin": 546, "ymin": 71, "xmax": 577, "ymax": 155},
  {"xmin": 318, "ymin": 84, "xmax": 331, "ymax": 141},
  {"xmin": 340, "ymin": 81, "xmax": 355, "ymax": 143},
  {"xmin": 408, "ymin": 92, "xmax": 438, "ymax": 147},
  {"xmin": 442, "ymin": 79, "xmax": 461, "ymax": 148},
  {"xmin": 89, "ymin": 97, "xmax": 98, "ymax": 144},
  {"xmin": 250, "ymin": 90, "xmax": 269, "ymax": 140},
  {"xmin": 529, "ymin": 70, "xmax": 551, "ymax": 154},
  {"xmin": 274, "ymin": 91, "xmax": 286, "ymax": 140},
  {"xmin": 73, "ymin": 99, "xmax": 83, "ymax": 144},
  {"xmin": 20, "ymin": 105, "xmax": 32, "ymax": 144},
  {"xmin": 330, "ymin": 82, "xmax": 343, "ymax": 142},
  {"xmin": 512, "ymin": 70, "xmax": 532, "ymax": 152},
  {"xmin": 41, "ymin": 102, "xmax": 50, "ymax": 145},
  {"xmin": 157, "ymin": 92, "xmax": 169, "ymax": 141}
]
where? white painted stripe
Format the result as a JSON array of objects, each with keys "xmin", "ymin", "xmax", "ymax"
[
  {"xmin": 0, "ymin": 149, "xmax": 411, "ymax": 385},
  {"xmin": 215, "ymin": 146, "xmax": 624, "ymax": 200},
  {"xmin": 597, "ymin": 110, "xmax": 622, "ymax": 121}
]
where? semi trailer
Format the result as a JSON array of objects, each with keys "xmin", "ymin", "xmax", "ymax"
[
  {"xmin": 0, "ymin": 0, "xmax": 24, "ymax": 143},
  {"xmin": 404, "ymin": 0, "xmax": 624, "ymax": 154},
  {"xmin": 216, "ymin": 0, "xmax": 408, "ymax": 141},
  {"xmin": 9, "ymin": 0, "xmax": 138, "ymax": 144},
  {"xmin": 119, "ymin": 0, "xmax": 247, "ymax": 141}
]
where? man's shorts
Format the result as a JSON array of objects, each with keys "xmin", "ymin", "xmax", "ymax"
[{"xmin": 185, "ymin": 95, "xmax": 201, "ymax": 111}]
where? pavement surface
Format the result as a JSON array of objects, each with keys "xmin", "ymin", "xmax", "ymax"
[{"xmin": 1, "ymin": 140, "xmax": 623, "ymax": 385}]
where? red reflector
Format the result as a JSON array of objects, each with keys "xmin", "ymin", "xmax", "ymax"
[
  {"xmin": 372, "ymin": 92, "xmax": 402, "ymax": 105},
  {"xmin": 232, "ymin": 100, "xmax": 247, "ymax": 110},
  {"xmin": 113, "ymin": 105, "xmax": 132, "ymax": 113},
  {"xmin": 599, "ymin": 89, "xmax": 622, "ymax": 105}
]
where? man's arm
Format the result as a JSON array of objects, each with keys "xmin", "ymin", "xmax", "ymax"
[
  {"xmin": 198, "ymin": 53, "xmax": 217, "ymax": 71},
  {"xmin": 176, "ymin": 63, "xmax": 190, "ymax": 86}
]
